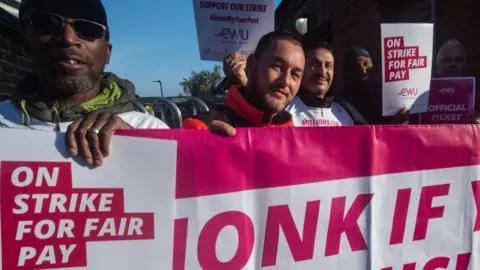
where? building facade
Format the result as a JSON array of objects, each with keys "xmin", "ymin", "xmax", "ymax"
[
  {"xmin": 0, "ymin": 0, "xmax": 31, "ymax": 99},
  {"xmin": 276, "ymin": 0, "xmax": 479, "ymax": 94}
]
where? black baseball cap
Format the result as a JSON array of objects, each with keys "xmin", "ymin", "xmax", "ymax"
[
  {"xmin": 343, "ymin": 47, "xmax": 372, "ymax": 62},
  {"xmin": 19, "ymin": 0, "xmax": 110, "ymax": 40},
  {"xmin": 342, "ymin": 47, "xmax": 372, "ymax": 71}
]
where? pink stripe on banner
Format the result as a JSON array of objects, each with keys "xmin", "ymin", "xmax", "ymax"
[{"xmin": 116, "ymin": 125, "xmax": 480, "ymax": 199}]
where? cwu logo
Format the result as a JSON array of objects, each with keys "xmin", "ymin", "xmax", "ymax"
[
  {"xmin": 214, "ymin": 28, "xmax": 249, "ymax": 40},
  {"xmin": 398, "ymin": 88, "xmax": 418, "ymax": 97},
  {"xmin": 438, "ymin": 87, "xmax": 455, "ymax": 95}
]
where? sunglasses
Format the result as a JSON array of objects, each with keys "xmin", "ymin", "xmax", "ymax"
[{"xmin": 29, "ymin": 11, "xmax": 107, "ymax": 40}]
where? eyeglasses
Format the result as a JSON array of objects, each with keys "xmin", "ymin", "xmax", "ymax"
[{"xmin": 29, "ymin": 11, "xmax": 107, "ymax": 40}]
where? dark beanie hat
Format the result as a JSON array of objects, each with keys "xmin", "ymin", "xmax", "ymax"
[
  {"xmin": 19, "ymin": 0, "xmax": 110, "ymax": 41},
  {"xmin": 342, "ymin": 47, "xmax": 372, "ymax": 71}
]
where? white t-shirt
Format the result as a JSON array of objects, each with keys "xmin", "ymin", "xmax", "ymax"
[
  {"xmin": 286, "ymin": 96, "xmax": 354, "ymax": 127},
  {"xmin": 0, "ymin": 100, "xmax": 169, "ymax": 131}
]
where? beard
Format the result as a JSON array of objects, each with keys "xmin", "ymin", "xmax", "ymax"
[
  {"xmin": 34, "ymin": 50, "xmax": 102, "ymax": 94},
  {"xmin": 248, "ymin": 74, "xmax": 289, "ymax": 113},
  {"xmin": 48, "ymin": 67, "xmax": 101, "ymax": 94},
  {"xmin": 50, "ymin": 76, "xmax": 94, "ymax": 93},
  {"xmin": 263, "ymin": 92, "xmax": 288, "ymax": 113}
]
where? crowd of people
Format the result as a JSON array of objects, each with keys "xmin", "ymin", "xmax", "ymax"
[
  {"xmin": 183, "ymin": 31, "xmax": 476, "ymax": 128},
  {"xmin": 0, "ymin": 0, "xmax": 475, "ymax": 167},
  {"xmin": 214, "ymin": 34, "xmax": 473, "ymax": 127}
]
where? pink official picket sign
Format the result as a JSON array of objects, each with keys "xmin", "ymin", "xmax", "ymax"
[{"xmin": 420, "ymin": 77, "xmax": 476, "ymax": 124}]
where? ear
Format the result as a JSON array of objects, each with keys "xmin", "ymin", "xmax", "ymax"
[
  {"xmin": 105, "ymin": 42, "xmax": 112, "ymax": 64},
  {"xmin": 246, "ymin": 54, "xmax": 256, "ymax": 80}
]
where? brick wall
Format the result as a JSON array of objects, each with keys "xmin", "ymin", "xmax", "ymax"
[
  {"xmin": 315, "ymin": 0, "xmax": 432, "ymax": 94},
  {"xmin": 0, "ymin": 22, "xmax": 31, "ymax": 98},
  {"xmin": 276, "ymin": 0, "xmax": 480, "ymax": 94},
  {"xmin": 327, "ymin": 0, "xmax": 383, "ymax": 94},
  {"xmin": 435, "ymin": 0, "xmax": 480, "ymax": 81},
  {"xmin": 275, "ymin": 0, "xmax": 315, "ymax": 39}
]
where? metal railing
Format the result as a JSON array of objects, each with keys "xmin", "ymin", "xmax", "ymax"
[
  {"xmin": 133, "ymin": 101, "xmax": 149, "ymax": 114},
  {"xmin": 169, "ymin": 96, "xmax": 210, "ymax": 117},
  {"xmin": 137, "ymin": 96, "xmax": 211, "ymax": 128},
  {"xmin": 184, "ymin": 96, "xmax": 210, "ymax": 114},
  {"xmin": 137, "ymin": 97, "xmax": 184, "ymax": 128}
]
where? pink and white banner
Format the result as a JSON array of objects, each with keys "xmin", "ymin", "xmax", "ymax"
[
  {"xmin": 3, "ymin": 126, "xmax": 480, "ymax": 269},
  {"xmin": 119, "ymin": 125, "xmax": 480, "ymax": 270}
]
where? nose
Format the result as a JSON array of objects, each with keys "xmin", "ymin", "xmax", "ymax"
[
  {"xmin": 321, "ymin": 67, "xmax": 328, "ymax": 77},
  {"xmin": 277, "ymin": 72, "xmax": 291, "ymax": 87},
  {"xmin": 361, "ymin": 65, "xmax": 368, "ymax": 74},
  {"xmin": 449, "ymin": 61, "xmax": 459, "ymax": 68},
  {"xmin": 453, "ymin": 59, "xmax": 461, "ymax": 66},
  {"xmin": 60, "ymin": 24, "xmax": 81, "ymax": 46},
  {"xmin": 314, "ymin": 64, "xmax": 329, "ymax": 78}
]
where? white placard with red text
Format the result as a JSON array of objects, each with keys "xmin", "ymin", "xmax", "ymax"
[
  {"xmin": 193, "ymin": 0, "xmax": 274, "ymax": 61},
  {"xmin": 381, "ymin": 23, "xmax": 434, "ymax": 116},
  {"xmin": 0, "ymin": 129, "xmax": 177, "ymax": 270}
]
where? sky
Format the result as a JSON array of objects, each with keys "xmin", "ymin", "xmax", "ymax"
[{"xmin": 101, "ymin": 0, "xmax": 282, "ymax": 97}]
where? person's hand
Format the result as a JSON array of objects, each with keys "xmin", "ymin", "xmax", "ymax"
[
  {"xmin": 389, "ymin": 107, "xmax": 410, "ymax": 125},
  {"xmin": 471, "ymin": 111, "xmax": 480, "ymax": 124},
  {"xmin": 209, "ymin": 120, "xmax": 236, "ymax": 137},
  {"xmin": 223, "ymin": 53, "xmax": 248, "ymax": 87},
  {"xmin": 66, "ymin": 112, "xmax": 132, "ymax": 167}
]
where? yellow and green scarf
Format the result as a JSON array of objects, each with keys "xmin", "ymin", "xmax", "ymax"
[{"xmin": 12, "ymin": 72, "xmax": 137, "ymax": 125}]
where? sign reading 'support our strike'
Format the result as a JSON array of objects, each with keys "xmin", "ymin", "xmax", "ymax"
[
  {"xmin": 381, "ymin": 23, "xmax": 434, "ymax": 116},
  {"xmin": 193, "ymin": 0, "xmax": 274, "ymax": 61}
]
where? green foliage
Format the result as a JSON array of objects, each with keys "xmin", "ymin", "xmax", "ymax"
[{"xmin": 179, "ymin": 65, "xmax": 223, "ymax": 97}]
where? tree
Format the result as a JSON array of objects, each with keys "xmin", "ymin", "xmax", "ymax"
[{"xmin": 179, "ymin": 65, "xmax": 223, "ymax": 97}]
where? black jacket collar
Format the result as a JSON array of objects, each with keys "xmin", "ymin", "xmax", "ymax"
[{"xmin": 297, "ymin": 88, "xmax": 334, "ymax": 108}]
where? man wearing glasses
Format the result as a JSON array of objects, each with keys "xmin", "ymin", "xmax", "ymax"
[{"xmin": 0, "ymin": 0, "xmax": 168, "ymax": 166}]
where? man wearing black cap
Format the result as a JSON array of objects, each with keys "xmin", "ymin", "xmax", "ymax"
[
  {"xmin": 340, "ymin": 47, "xmax": 380, "ymax": 124},
  {"xmin": 341, "ymin": 47, "xmax": 409, "ymax": 124},
  {"xmin": 0, "ymin": 0, "xmax": 168, "ymax": 166}
]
